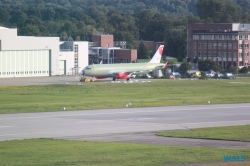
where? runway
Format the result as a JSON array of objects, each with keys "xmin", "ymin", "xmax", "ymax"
[{"xmin": 1, "ymin": 103, "xmax": 250, "ymax": 149}]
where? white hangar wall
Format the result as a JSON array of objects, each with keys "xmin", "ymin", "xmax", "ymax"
[
  {"xmin": 0, "ymin": 26, "xmax": 59, "ymax": 78},
  {"xmin": 0, "ymin": 50, "xmax": 50, "ymax": 77}
]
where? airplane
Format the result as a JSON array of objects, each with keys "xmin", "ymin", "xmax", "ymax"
[{"xmin": 81, "ymin": 45, "xmax": 167, "ymax": 81}]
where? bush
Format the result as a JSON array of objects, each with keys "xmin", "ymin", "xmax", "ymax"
[{"xmin": 199, "ymin": 71, "xmax": 208, "ymax": 80}]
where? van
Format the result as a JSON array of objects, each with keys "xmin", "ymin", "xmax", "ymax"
[{"xmin": 191, "ymin": 71, "xmax": 201, "ymax": 78}]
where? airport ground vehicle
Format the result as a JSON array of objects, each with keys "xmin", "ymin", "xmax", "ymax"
[{"xmin": 191, "ymin": 71, "xmax": 201, "ymax": 78}]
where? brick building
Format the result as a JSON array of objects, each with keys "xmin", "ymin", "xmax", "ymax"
[
  {"xmin": 188, "ymin": 23, "xmax": 250, "ymax": 69},
  {"xmin": 89, "ymin": 34, "xmax": 137, "ymax": 64}
]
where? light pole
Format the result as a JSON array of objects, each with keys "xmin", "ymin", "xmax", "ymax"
[
  {"xmin": 221, "ymin": 55, "xmax": 224, "ymax": 69},
  {"xmin": 236, "ymin": 62, "xmax": 238, "ymax": 76}
]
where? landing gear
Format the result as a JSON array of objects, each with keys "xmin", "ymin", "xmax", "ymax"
[
  {"xmin": 113, "ymin": 77, "xmax": 116, "ymax": 81},
  {"xmin": 126, "ymin": 78, "xmax": 130, "ymax": 81}
]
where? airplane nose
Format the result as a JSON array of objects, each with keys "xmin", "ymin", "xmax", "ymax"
[{"xmin": 81, "ymin": 70, "xmax": 85, "ymax": 75}]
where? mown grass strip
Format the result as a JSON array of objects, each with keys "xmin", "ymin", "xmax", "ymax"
[
  {"xmin": 0, "ymin": 79, "xmax": 250, "ymax": 114},
  {"xmin": 0, "ymin": 139, "xmax": 249, "ymax": 166},
  {"xmin": 157, "ymin": 125, "xmax": 250, "ymax": 142}
]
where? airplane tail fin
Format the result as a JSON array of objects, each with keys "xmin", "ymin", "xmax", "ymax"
[{"xmin": 148, "ymin": 45, "xmax": 164, "ymax": 63}]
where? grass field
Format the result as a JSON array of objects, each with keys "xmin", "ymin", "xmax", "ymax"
[
  {"xmin": 157, "ymin": 125, "xmax": 250, "ymax": 142},
  {"xmin": 0, "ymin": 78, "xmax": 250, "ymax": 114},
  {"xmin": 1, "ymin": 79, "xmax": 250, "ymax": 166},
  {"xmin": 0, "ymin": 139, "xmax": 249, "ymax": 166}
]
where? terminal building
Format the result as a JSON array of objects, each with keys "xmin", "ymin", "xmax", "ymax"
[{"xmin": 188, "ymin": 23, "xmax": 250, "ymax": 69}]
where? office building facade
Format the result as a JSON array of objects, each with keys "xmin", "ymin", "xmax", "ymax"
[{"xmin": 188, "ymin": 23, "xmax": 250, "ymax": 69}]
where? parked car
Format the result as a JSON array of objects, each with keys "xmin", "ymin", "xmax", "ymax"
[
  {"xmin": 223, "ymin": 73, "xmax": 235, "ymax": 79},
  {"xmin": 205, "ymin": 71, "xmax": 215, "ymax": 77},
  {"xmin": 213, "ymin": 72, "xmax": 224, "ymax": 79}
]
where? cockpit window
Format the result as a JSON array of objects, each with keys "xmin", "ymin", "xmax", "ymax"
[{"xmin": 84, "ymin": 67, "xmax": 91, "ymax": 70}]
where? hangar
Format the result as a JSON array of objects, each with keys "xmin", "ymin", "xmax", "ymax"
[{"xmin": 0, "ymin": 26, "xmax": 88, "ymax": 78}]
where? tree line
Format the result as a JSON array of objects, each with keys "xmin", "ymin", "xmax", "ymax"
[{"xmin": 1, "ymin": 0, "xmax": 250, "ymax": 62}]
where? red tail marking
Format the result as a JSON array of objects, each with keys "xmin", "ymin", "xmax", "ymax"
[{"xmin": 158, "ymin": 45, "xmax": 164, "ymax": 55}]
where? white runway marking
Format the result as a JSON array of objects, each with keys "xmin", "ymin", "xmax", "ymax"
[
  {"xmin": 1, "ymin": 104, "xmax": 250, "ymax": 120},
  {"xmin": 0, "ymin": 126, "xmax": 12, "ymax": 128}
]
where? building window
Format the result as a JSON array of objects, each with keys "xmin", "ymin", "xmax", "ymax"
[
  {"xmin": 204, "ymin": 52, "xmax": 207, "ymax": 57},
  {"xmin": 194, "ymin": 51, "xmax": 197, "ymax": 57},
  {"xmin": 208, "ymin": 43, "xmax": 212, "ymax": 49},
  {"xmin": 219, "ymin": 35, "xmax": 222, "ymax": 39},
  {"xmin": 245, "ymin": 52, "xmax": 249, "ymax": 57},
  {"xmin": 193, "ymin": 43, "xmax": 197, "ymax": 49},
  {"xmin": 213, "ymin": 43, "xmax": 217, "ymax": 49},
  {"xmin": 193, "ymin": 35, "xmax": 199, "ymax": 40},
  {"xmin": 213, "ymin": 52, "xmax": 216, "ymax": 58},
  {"xmin": 239, "ymin": 35, "xmax": 243, "ymax": 40},
  {"xmin": 244, "ymin": 35, "xmax": 248, "ymax": 40},
  {"xmin": 233, "ymin": 43, "xmax": 237, "ymax": 49},
  {"xmin": 208, "ymin": 52, "xmax": 212, "ymax": 57},
  {"xmin": 214, "ymin": 35, "xmax": 218, "ymax": 40},
  {"xmin": 218, "ymin": 43, "xmax": 222, "ymax": 49},
  {"xmin": 224, "ymin": 52, "xmax": 227, "ymax": 57},
  {"xmin": 203, "ymin": 43, "xmax": 207, "ymax": 48},
  {"xmin": 223, "ymin": 43, "xmax": 227, "ymax": 49},
  {"xmin": 228, "ymin": 43, "xmax": 232, "ymax": 49},
  {"xmin": 233, "ymin": 52, "xmax": 237, "ymax": 58},
  {"xmin": 198, "ymin": 52, "xmax": 202, "ymax": 57},
  {"xmin": 245, "ymin": 43, "xmax": 249, "ymax": 49},
  {"xmin": 228, "ymin": 52, "xmax": 232, "ymax": 58},
  {"xmin": 218, "ymin": 26, "xmax": 222, "ymax": 31},
  {"xmin": 239, "ymin": 44, "xmax": 243, "ymax": 49},
  {"xmin": 239, "ymin": 53, "xmax": 243, "ymax": 58},
  {"xmin": 198, "ymin": 43, "xmax": 202, "ymax": 49}
]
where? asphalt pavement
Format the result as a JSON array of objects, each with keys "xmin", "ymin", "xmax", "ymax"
[{"xmin": 0, "ymin": 104, "xmax": 250, "ymax": 149}]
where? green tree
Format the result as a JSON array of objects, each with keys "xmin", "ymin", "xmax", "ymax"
[
  {"xmin": 58, "ymin": 21, "xmax": 77, "ymax": 38},
  {"xmin": 198, "ymin": 59, "xmax": 217, "ymax": 71},
  {"xmin": 179, "ymin": 61, "xmax": 192, "ymax": 77},
  {"xmin": 199, "ymin": 71, "xmax": 208, "ymax": 79},
  {"xmin": 9, "ymin": 10, "xmax": 27, "ymax": 27},
  {"xmin": 60, "ymin": 31, "xmax": 68, "ymax": 41},
  {"xmin": 165, "ymin": 26, "xmax": 187, "ymax": 62},
  {"xmin": 137, "ymin": 41, "xmax": 150, "ymax": 59},
  {"xmin": 0, "ymin": 8, "xmax": 10, "ymax": 23},
  {"xmin": 19, "ymin": 24, "xmax": 40, "ymax": 36},
  {"xmin": 227, "ymin": 65, "xmax": 237, "ymax": 74},
  {"xmin": 196, "ymin": 0, "xmax": 242, "ymax": 23},
  {"xmin": 75, "ymin": 36, "xmax": 81, "ymax": 41},
  {"xmin": 113, "ymin": 31, "xmax": 136, "ymax": 49},
  {"xmin": 239, "ymin": 66, "xmax": 248, "ymax": 74}
]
